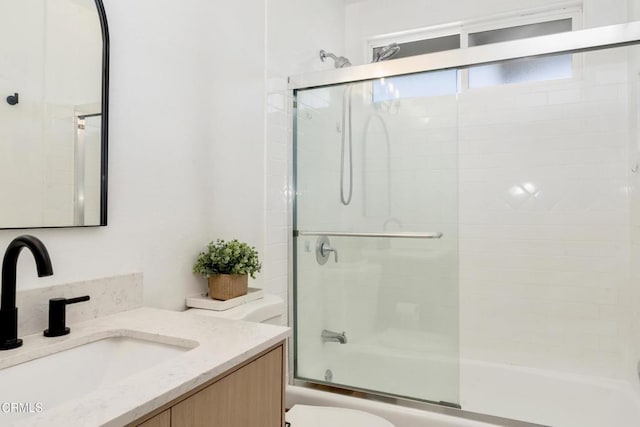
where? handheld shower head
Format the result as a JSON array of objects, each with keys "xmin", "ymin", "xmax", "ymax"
[
  {"xmin": 320, "ymin": 50, "xmax": 352, "ymax": 68},
  {"xmin": 374, "ymin": 43, "xmax": 401, "ymax": 62}
]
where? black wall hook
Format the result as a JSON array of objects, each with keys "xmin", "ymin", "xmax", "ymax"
[{"xmin": 6, "ymin": 93, "xmax": 19, "ymax": 106}]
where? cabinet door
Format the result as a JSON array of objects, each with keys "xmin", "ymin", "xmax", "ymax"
[
  {"xmin": 172, "ymin": 346, "xmax": 284, "ymax": 427},
  {"xmin": 137, "ymin": 409, "xmax": 170, "ymax": 427}
]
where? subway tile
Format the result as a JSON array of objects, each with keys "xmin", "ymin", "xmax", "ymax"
[
  {"xmin": 548, "ymin": 88, "xmax": 582, "ymax": 105},
  {"xmin": 516, "ymin": 91, "xmax": 548, "ymax": 107},
  {"xmin": 584, "ymin": 83, "xmax": 626, "ymax": 101}
]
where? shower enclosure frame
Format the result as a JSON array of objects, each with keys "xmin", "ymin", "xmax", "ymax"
[
  {"xmin": 288, "ymin": 20, "xmax": 640, "ymax": 427},
  {"xmin": 289, "ymin": 21, "xmax": 640, "ymax": 90}
]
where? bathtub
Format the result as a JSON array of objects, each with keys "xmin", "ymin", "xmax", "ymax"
[
  {"xmin": 460, "ymin": 359, "xmax": 640, "ymax": 427},
  {"xmin": 289, "ymin": 341, "xmax": 640, "ymax": 426},
  {"xmin": 286, "ymin": 385, "xmax": 497, "ymax": 427}
]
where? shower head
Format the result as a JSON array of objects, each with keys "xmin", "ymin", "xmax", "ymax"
[
  {"xmin": 373, "ymin": 43, "xmax": 401, "ymax": 62},
  {"xmin": 320, "ymin": 50, "xmax": 352, "ymax": 68}
]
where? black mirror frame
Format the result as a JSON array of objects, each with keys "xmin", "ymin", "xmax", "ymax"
[
  {"xmin": 96, "ymin": 0, "xmax": 109, "ymax": 227},
  {"xmin": 0, "ymin": 0, "xmax": 110, "ymax": 230}
]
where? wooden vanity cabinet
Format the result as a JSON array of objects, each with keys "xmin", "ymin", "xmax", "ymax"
[{"xmin": 131, "ymin": 342, "xmax": 285, "ymax": 427}]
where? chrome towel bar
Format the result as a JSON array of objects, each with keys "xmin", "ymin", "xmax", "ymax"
[{"xmin": 294, "ymin": 230, "xmax": 443, "ymax": 239}]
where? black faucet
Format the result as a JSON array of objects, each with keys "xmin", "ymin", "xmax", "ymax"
[{"xmin": 0, "ymin": 235, "xmax": 53, "ymax": 350}]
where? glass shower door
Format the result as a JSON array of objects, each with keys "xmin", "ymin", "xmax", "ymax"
[{"xmin": 294, "ymin": 73, "xmax": 460, "ymax": 405}]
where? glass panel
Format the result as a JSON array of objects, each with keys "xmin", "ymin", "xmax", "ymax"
[
  {"xmin": 294, "ymin": 76, "xmax": 459, "ymax": 405},
  {"xmin": 458, "ymin": 44, "xmax": 637, "ymax": 426},
  {"xmin": 294, "ymin": 22, "xmax": 640, "ymax": 427}
]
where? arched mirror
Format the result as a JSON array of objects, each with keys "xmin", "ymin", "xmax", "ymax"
[{"xmin": 0, "ymin": 0, "xmax": 109, "ymax": 229}]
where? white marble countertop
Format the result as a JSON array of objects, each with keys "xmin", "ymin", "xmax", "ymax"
[{"xmin": 0, "ymin": 307, "xmax": 290, "ymax": 426}]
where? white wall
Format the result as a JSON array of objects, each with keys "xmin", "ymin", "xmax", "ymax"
[
  {"xmin": 0, "ymin": 0, "xmax": 266, "ymax": 311},
  {"xmin": 0, "ymin": 0, "xmax": 44, "ymax": 227},
  {"xmin": 204, "ymin": 0, "xmax": 266, "ymax": 290}
]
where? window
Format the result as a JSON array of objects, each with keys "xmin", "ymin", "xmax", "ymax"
[{"xmin": 369, "ymin": 8, "xmax": 579, "ymax": 101}]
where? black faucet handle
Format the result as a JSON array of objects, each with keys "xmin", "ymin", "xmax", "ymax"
[{"xmin": 43, "ymin": 295, "xmax": 90, "ymax": 337}]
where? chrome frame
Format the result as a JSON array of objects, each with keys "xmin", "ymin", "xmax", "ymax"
[
  {"xmin": 288, "ymin": 19, "xmax": 640, "ymax": 427},
  {"xmin": 289, "ymin": 21, "xmax": 640, "ymax": 90}
]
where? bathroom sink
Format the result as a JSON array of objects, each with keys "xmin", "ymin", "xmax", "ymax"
[{"xmin": 0, "ymin": 335, "xmax": 194, "ymax": 422}]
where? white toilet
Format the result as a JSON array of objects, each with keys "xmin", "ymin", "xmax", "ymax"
[
  {"xmin": 185, "ymin": 292, "xmax": 395, "ymax": 427},
  {"xmin": 286, "ymin": 405, "xmax": 395, "ymax": 427}
]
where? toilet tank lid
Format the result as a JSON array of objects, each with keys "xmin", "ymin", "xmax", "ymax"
[{"xmin": 190, "ymin": 294, "xmax": 284, "ymax": 322}]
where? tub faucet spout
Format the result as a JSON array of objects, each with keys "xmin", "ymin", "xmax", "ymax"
[
  {"xmin": 322, "ymin": 329, "xmax": 347, "ymax": 344},
  {"xmin": 0, "ymin": 235, "xmax": 53, "ymax": 350}
]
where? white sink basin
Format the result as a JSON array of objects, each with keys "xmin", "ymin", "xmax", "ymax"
[{"xmin": 0, "ymin": 335, "xmax": 194, "ymax": 422}]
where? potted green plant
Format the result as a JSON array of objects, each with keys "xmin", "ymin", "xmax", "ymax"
[{"xmin": 193, "ymin": 239, "xmax": 262, "ymax": 301}]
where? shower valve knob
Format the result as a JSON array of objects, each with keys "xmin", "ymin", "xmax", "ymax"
[
  {"xmin": 316, "ymin": 236, "xmax": 338, "ymax": 265},
  {"xmin": 321, "ymin": 243, "xmax": 338, "ymax": 262}
]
